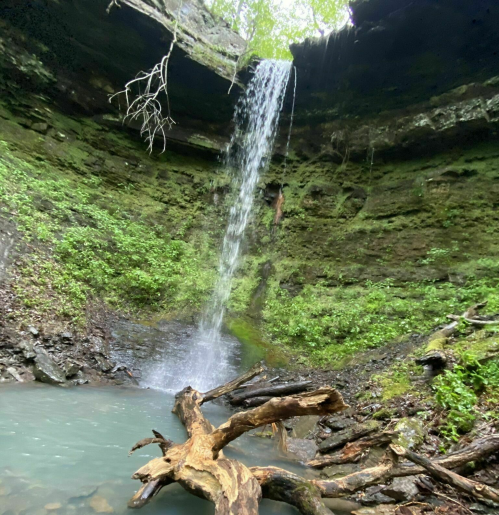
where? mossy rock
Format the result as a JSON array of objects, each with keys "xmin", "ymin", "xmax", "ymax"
[{"xmin": 394, "ymin": 417, "xmax": 425, "ymax": 450}]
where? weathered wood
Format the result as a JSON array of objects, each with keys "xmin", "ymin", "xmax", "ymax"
[
  {"xmin": 392, "ymin": 444, "xmax": 499, "ymax": 503},
  {"xmin": 252, "ymin": 467, "xmax": 333, "ymax": 515},
  {"xmin": 308, "ymin": 431, "xmax": 397, "ymax": 469},
  {"xmin": 212, "ymin": 387, "xmax": 348, "ymax": 453},
  {"xmin": 446, "ymin": 314, "xmax": 499, "ymax": 326},
  {"xmin": 129, "ymin": 376, "xmax": 346, "ymax": 515},
  {"xmin": 426, "ymin": 302, "xmax": 487, "ymax": 352},
  {"xmin": 202, "ymin": 361, "xmax": 266, "ymax": 403},
  {"xmin": 311, "ymin": 434, "xmax": 499, "ymax": 498},
  {"xmin": 229, "ymin": 381, "xmax": 313, "ymax": 405}
]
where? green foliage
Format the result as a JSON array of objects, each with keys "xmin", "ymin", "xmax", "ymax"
[
  {"xmin": 433, "ymin": 353, "xmax": 499, "ymax": 442},
  {"xmin": 207, "ymin": 0, "xmax": 350, "ymax": 59},
  {"xmin": 0, "ymin": 141, "xmax": 216, "ymax": 323},
  {"xmin": 263, "ymin": 277, "xmax": 499, "ymax": 365}
]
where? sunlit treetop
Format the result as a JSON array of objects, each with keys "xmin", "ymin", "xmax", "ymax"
[{"xmin": 206, "ymin": 0, "xmax": 351, "ymax": 60}]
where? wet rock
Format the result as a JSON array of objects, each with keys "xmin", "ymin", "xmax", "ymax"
[
  {"xmin": 44, "ymin": 503, "xmax": 62, "ymax": 511},
  {"xmin": 33, "ymin": 350, "xmax": 66, "ymax": 385},
  {"xmin": 64, "ymin": 362, "xmax": 81, "ymax": 378},
  {"xmin": 286, "ymin": 438, "xmax": 318, "ymax": 462},
  {"xmin": 18, "ymin": 340, "xmax": 36, "ymax": 360},
  {"xmin": 394, "ymin": 418, "xmax": 425, "ymax": 450},
  {"xmin": 6, "ymin": 367, "xmax": 23, "ymax": 382},
  {"xmin": 289, "ymin": 415, "xmax": 320, "ymax": 438},
  {"xmin": 95, "ymin": 355, "xmax": 113, "ymax": 372},
  {"xmin": 31, "ymin": 122, "xmax": 49, "ymax": 134},
  {"xmin": 89, "ymin": 495, "xmax": 113, "ymax": 513},
  {"xmin": 28, "ymin": 326, "xmax": 39, "ymax": 338},
  {"xmin": 60, "ymin": 332, "xmax": 74, "ymax": 344},
  {"xmin": 322, "ymin": 462, "xmax": 360, "ymax": 479},
  {"xmin": 322, "ymin": 415, "xmax": 356, "ymax": 431},
  {"xmin": 358, "ymin": 486, "xmax": 396, "ymax": 506},
  {"xmin": 382, "ymin": 476, "xmax": 419, "ymax": 502},
  {"xmin": 318, "ymin": 421, "xmax": 381, "ymax": 453},
  {"xmin": 88, "ymin": 336, "xmax": 105, "ymax": 354}
]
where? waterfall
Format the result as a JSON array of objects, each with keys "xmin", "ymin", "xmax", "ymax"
[{"xmin": 152, "ymin": 60, "xmax": 291, "ymax": 392}]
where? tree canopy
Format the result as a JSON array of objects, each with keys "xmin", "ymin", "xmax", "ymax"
[{"xmin": 206, "ymin": 0, "xmax": 351, "ymax": 60}]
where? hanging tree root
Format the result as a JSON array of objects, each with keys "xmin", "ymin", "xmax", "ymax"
[{"xmin": 127, "ymin": 364, "xmax": 499, "ymax": 515}]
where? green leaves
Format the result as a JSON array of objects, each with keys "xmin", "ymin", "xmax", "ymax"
[
  {"xmin": 207, "ymin": 0, "xmax": 350, "ymax": 59},
  {"xmin": 433, "ymin": 354, "xmax": 499, "ymax": 442}
]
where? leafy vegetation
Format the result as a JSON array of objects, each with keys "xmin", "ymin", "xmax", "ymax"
[
  {"xmin": 207, "ymin": 0, "xmax": 350, "ymax": 59},
  {"xmin": 0, "ymin": 139, "xmax": 217, "ymax": 324},
  {"xmin": 263, "ymin": 277, "xmax": 499, "ymax": 365},
  {"xmin": 433, "ymin": 352, "xmax": 499, "ymax": 442}
]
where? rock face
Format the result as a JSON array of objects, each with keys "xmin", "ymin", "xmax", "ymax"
[
  {"xmin": 0, "ymin": 0, "xmax": 244, "ymax": 152},
  {"xmin": 291, "ymin": 0, "xmax": 499, "ymax": 121}
]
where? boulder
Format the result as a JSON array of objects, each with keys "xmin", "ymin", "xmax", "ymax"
[
  {"xmin": 394, "ymin": 418, "xmax": 425, "ymax": 450},
  {"xmin": 33, "ymin": 351, "xmax": 66, "ymax": 385},
  {"xmin": 382, "ymin": 476, "xmax": 420, "ymax": 502}
]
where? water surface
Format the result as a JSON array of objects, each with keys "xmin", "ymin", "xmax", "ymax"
[{"xmin": 0, "ymin": 384, "xmax": 310, "ymax": 514}]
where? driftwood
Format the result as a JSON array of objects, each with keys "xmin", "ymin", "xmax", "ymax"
[
  {"xmin": 128, "ymin": 365, "xmax": 347, "ymax": 514},
  {"xmin": 392, "ymin": 444, "xmax": 499, "ymax": 503},
  {"xmin": 127, "ymin": 361, "xmax": 499, "ymax": 514},
  {"xmin": 229, "ymin": 380, "xmax": 312, "ymax": 405}
]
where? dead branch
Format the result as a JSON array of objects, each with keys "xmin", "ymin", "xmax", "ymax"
[
  {"xmin": 212, "ymin": 387, "xmax": 347, "ymax": 453},
  {"xmin": 425, "ymin": 302, "xmax": 487, "ymax": 351},
  {"xmin": 202, "ymin": 361, "xmax": 266, "ymax": 403},
  {"xmin": 446, "ymin": 314, "xmax": 499, "ymax": 326},
  {"xmin": 307, "ymin": 431, "xmax": 397, "ymax": 469},
  {"xmin": 391, "ymin": 444, "xmax": 499, "ymax": 503},
  {"xmin": 229, "ymin": 380, "xmax": 313, "ymax": 405}
]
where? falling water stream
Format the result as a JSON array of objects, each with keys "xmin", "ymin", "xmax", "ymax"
[{"xmin": 160, "ymin": 60, "xmax": 292, "ymax": 391}]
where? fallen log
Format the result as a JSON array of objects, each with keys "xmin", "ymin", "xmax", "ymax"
[
  {"xmin": 446, "ymin": 314, "xmax": 499, "ymax": 326},
  {"xmin": 229, "ymin": 380, "xmax": 313, "ymax": 405},
  {"xmin": 128, "ymin": 365, "xmax": 347, "ymax": 515},
  {"xmin": 202, "ymin": 361, "xmax": 266, "ymax": 403},
  {"xmin": 391, "ymin": 444, "xmax": 499, "ymax": 503},
  {"xmin": 308, "ymin": 431, "xmax": 397, "ymax": 469},
  {"xmin": 252, "ymin": 466, "xmax": 332, "ymax": 515}
]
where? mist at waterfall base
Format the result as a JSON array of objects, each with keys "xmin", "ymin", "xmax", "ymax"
[{"xmin": 144, "ymin": 60, "xmax": 292, "ymax": 392}]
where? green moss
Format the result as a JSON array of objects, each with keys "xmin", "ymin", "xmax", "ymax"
[{"xmin": 0, "ymin": 111, "xmax": 223, "ymax": 325}]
